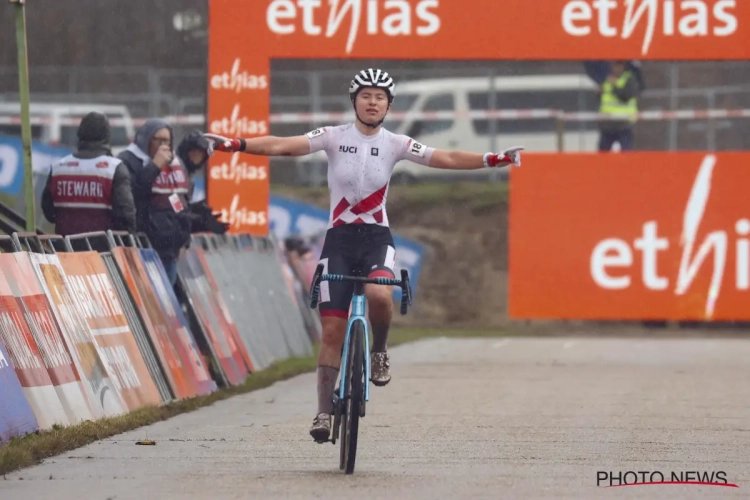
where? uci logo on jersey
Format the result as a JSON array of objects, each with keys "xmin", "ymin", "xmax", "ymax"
[{"xmin": 339, "ymin": 145, "xmax": 358, "ymax": 154}]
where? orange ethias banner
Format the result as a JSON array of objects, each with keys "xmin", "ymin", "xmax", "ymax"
[
  {"xmin": 207, "ymin": 0, "xmax": 749, "ymax": 235},
  {"xmin": 509, "ymin": 152, "xmax": 750, "ymax": 321},
  {"xmin": 206, "ymin": 52, "xmax": 270, "ymax": 236},
  {"xmin": 254, "ymin": 0, "xmax": 750, "ymax": 60}
]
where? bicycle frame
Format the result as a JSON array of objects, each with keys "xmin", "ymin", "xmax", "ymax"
[
  {"xmin": 339, "ymin": 283, "xmax": 372, "ymax": 404},
  {"xmin": 308, "ymin": 264, "xmax": 413, "ymax": 408}
]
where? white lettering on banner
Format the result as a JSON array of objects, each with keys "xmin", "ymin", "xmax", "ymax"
[
  {"xmin": 221, "ymin": 194, "xmax": 268, "ymax": 229},
  {"xmin": 589, "ymin": 155, "xmax": 749, "ymax": 319},
  {"xmin": 100, "ymin": 345, "xmax": 141, "ymax": 390},
  {"xmin": 210, "ymin": 104, "xmax": 268, "ymax": 137},
  {"xmin": 209, "ymin": 153, "xmax": 268, "ymax": 185},
  {"xmin": 25, "ymin": 310, "xmax": 72, "ymax": 369},
  {"xmin": 211, "ymin": 58, "xmax": 268, "ymax": 93},
  {"xmin": 65, "ymin": 276, "xmax": 89, "ymax": 318},
  {"xmin": 65, "ymin": 274, "xmax": 122, "ymax": 320},
  {"xmin": 266, "ymin": 0, "xmax": 441, "ymax": 54},
  {"xmin": 55, "ymin": 302, "xmax": 90, "ymax": 346},
  {"xmin": 561, "ymin": 0, "xmax": 738, "ymax": 55},
  {"xmin": 0, "ymin": 312, "xmax": 42, "ymax": 371},
  {"xmin": 89, "ymin": 274, "xmax": 123, "ymax": 317}
]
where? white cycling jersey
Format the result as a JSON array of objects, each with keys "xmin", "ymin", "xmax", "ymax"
[{"xmin": 306, "ymin": 123, "xmax": 435, "ymax": 229}]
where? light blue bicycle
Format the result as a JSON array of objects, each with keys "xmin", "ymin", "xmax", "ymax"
[{"xmin": 309, "ymin": 264, "xmax": 412, "ymax": 474}]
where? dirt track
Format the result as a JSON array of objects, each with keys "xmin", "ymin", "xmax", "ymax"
[{"xmin": 2, "ymin": 336, "xmax": 749, "ymax": 499}]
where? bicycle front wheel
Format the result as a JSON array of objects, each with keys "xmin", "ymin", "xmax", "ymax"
[{"xmin": 340, "ymin": 319, "xmax": 364, "ymax": 474}]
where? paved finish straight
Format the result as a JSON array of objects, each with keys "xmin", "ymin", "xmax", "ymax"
[{"xmin": 2, "ymin": 337, "xmax": 749, "ymax": 499}]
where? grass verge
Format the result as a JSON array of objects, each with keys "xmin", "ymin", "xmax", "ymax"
[{"xmin": 0, "ymin": 326, "xmax": 508, "ymax": 476}]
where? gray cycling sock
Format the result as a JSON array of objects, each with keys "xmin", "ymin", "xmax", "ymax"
[
  {"xmin": 371, "ymin": 319, "xmax": 390, "ymax": 353},
  {"xmin": 317, "ymin": 365, "xmax": 339, "ymax": 415}
]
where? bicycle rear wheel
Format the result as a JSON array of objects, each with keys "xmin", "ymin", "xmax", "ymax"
[{"xmin": 339, "ymin": 320, "xmax": 364, "ymax": 474}]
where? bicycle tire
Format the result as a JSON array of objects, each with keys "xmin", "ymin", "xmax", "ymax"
[{"xmin": 340, "ymin": 320, "xmax": 364, "ymax": 474}]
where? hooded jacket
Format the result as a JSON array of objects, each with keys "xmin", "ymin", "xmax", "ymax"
[
  {"xmin": 175, "ymin": 130, "xmax": 230, "ymax": 235},
  {"xmin": 117, "ymin": 118, "xmax": 193, "ymax": 258}
]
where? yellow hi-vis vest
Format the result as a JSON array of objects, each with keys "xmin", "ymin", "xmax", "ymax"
[{"xmin": 600, "ymin": 71, "xmax": 638, "ymax": 123}]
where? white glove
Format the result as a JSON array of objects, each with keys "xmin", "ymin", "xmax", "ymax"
[
  {"xmin": 483, "ymin": 146, "xmax": 524, "ymax": 168},
  {"xmin": 500, "ymin": 146, "xmax": 524, "ymax": 167},
  {"xmin": 203, "ymin": 132, "xmax": 236, "ymax": 156}
]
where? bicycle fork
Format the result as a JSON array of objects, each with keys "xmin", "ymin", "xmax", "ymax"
[{"xmin": 335, "ymin": 295, "xmax": 371, "ymax": 410}]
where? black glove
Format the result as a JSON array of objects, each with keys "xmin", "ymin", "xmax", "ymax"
[{"xmin": 206, "ymin": 212, "xmax": 230, "ymax": 234}]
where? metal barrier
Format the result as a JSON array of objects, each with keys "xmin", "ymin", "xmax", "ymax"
[
  {"xmin": 252, "ymin": 234, "xmax": 314, "ymax": 359},
  {"xmin": 240, "ymin": 234, "xmax": 313, "ymax": 357},
  {"xmin": 191, "ymin": 234, "xmax": 275, "ymax": 371},
  {"xmin": 191, "ymin": 233, "xmax": 314, "ymax": 370},
  {"xmin": 280, "ymin": 245, "xmax": 322, "ymax": 344},
  {"xmin": 266, "ymin": 231, "xmax": 322, "ymax": 344},
  {"xmin": 0, "ymin": 226, "xmax": 321, "ymax": 441}
]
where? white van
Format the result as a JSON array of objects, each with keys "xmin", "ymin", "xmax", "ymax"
[
  {"xmin": 0, "ymin": 103, "xmax": 136, "ymax": 156},
  {"xmin": 295, "ymin": 74, "xmax": 600, "ymax": 184}
]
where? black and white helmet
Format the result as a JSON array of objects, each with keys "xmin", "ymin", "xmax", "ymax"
[{"xmin": 349, "ymin": 68, "xmax": 396, "ymax": 103}]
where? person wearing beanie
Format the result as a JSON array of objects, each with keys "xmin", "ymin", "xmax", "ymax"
[
  {"xmin": 42, "ymin": 111, "xmax": 137, "ymax": 249},
  {"xmin": 117, "ymin": 118, "xmax": 191, "ymax": 286}
]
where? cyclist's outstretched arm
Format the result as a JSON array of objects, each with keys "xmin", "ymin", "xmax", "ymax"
[
  {"xmin": 205, "ymin": 133, "xmax": 311, "ymax": 157},
  {"xmin": 399, "ymin": 136, "xmax": 523, "ymax": 170},
  {"xmin": 428, "ymin": 147, "xmax": 523, "ymax": 170}
]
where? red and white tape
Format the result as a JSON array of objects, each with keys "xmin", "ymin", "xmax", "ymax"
[{"xmin": 1, "ymin": 108, "xmax": 749, "ymax": 128}]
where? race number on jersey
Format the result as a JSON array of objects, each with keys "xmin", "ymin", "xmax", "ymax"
[
  {"xmin": 406, "ymin": 139, "xmax": 426, "ymax": 158},
  {"xmin": 306, "ymin": 128, "xmax": 327, "ymax": 139}
]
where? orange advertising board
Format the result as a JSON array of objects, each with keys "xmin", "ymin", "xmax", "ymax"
[
  {"xmin": 46, "ymin": 253, "xmax": 163, "ymax": 411},
  {"xmin": 208, "ymin": 0, "xmax": 750, "ymax": 235},
  {"xmin": 509, "ymin": 152, "xmax": 750, "ymax": 321},
  {"xmin": 110, "ymin": 248, "xmax": 201, "ymax": 399}
]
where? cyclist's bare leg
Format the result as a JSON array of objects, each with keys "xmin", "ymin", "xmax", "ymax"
[
  {"xmin": 365, "ymin": 284, "xmax": 394, "ymax": 385},
  {"xmin": 317, "ymin": 316, "xmax": 348, "ymax": 413},
  {"xmin": 366, "ymin": 283, "xmax": 393, "ymax": 351},
  {"xmin": 310, "ymin": 315, "xmax": 347, "ymax": 442}
]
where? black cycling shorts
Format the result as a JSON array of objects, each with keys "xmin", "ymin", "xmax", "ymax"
[{"xmin": 317, "ymin": 224, "xmax": 396, "ymax": 318}]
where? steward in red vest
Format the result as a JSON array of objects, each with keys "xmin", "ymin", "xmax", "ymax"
[{"xmin": 42, "ymin": 112, "xmax": 136, "ymax": 240}]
